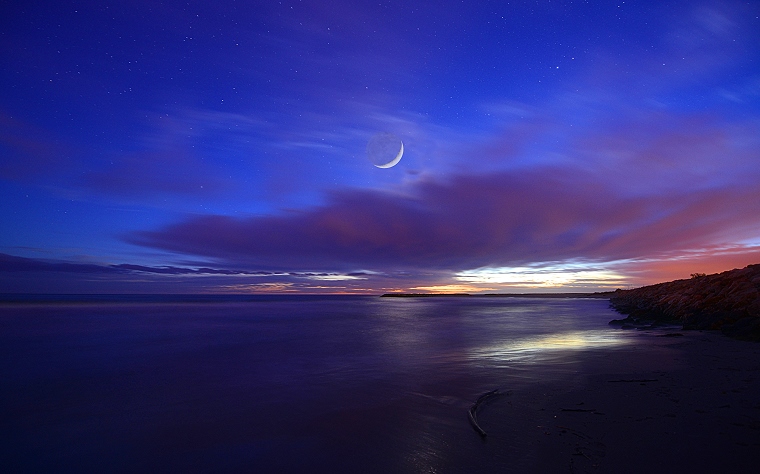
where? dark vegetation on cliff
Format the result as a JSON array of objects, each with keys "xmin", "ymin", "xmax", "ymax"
[{"xmin": 610, "ymin": 264, "xmax": 760, "ymax": 341}]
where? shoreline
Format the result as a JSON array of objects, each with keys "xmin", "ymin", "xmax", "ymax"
[
  {"xmin": 610, "ymin": 264, "xmax": 760, "ymax": 341},
  {"xmin": 462, "ymin": 328, "xmax": 760, "ymax": 471}
]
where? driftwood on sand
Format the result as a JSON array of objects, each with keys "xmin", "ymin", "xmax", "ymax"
[{"xmin": 468, "ymin": 389, "xmax": 502, "ymax": 437}]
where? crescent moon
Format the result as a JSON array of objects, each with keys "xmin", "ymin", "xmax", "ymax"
[{"xmin": 374, "ymin": 141, "xmax": 403, "ymax": 169}]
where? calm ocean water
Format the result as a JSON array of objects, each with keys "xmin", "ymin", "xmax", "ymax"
[{"xmin": 0, "ymin": 296, "xmax": 632, "ymax": 473}]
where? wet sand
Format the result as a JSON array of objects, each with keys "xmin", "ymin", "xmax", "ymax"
[
  {"xmin": 471, "ymin": 329, "xmax": 760, "ymax": 472},
  {"xmin": 2, "ymin": 300, "xmax": 757, "ymax": 472}
]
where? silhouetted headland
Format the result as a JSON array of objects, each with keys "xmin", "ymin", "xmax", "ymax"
[{"xmin": 610, "ymin": 264, "xmax": 760, "ymax": 341}]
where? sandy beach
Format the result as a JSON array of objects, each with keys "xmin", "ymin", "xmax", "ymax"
[{"xmin": 469, "ymin": 329, "xmax": 760, "ymax": 473}]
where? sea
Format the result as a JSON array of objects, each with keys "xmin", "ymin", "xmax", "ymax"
[{"xmin": 0, "ymin": 295, "xmax": 636, "ymax": 473}]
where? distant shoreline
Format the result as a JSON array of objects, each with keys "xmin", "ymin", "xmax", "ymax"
[{"xmin": 0, "ymin": 292, "xmax": 616, "ymax": 304}]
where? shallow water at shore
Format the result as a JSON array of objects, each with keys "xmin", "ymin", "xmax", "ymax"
[{"xmin": 0, "ymin": 296, "xmax": 692, "ymax": 472}]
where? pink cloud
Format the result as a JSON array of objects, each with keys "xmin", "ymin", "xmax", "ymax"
[
  {"xmin": 614, "ymin": 245, "xmax": 760, "ymax": 286},
  {"xmin": 128, "ymin": 164, "xmax": 760, "ymax": 275}
]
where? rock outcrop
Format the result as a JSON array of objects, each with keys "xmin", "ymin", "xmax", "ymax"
[{"xmin": 610, "ymin": 264, "xmax": 760, "ymax": 341}]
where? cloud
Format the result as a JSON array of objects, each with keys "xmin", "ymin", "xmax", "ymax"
[
  {"xmin": 410, "ymin": 284, "xmax": 496, "ymax": 294},
  {"xmin": 214, "ymin": 282, "xmax": 298, "ymax": 293},
  {"xmin": 0, "ymin": 253, "xmax": 119, "ymax": 274},
  {"xmin": 110, "ymin": 264, "xmax": 269, "ymax": 276},
  {"xmin": 7, "ymin": 61, "xmax": 758, "ymax": 290},
  {"xmin": 0, "ymin": 253, "xmax": 370, "ymax": 280},
  {"xmin": 128, "ymin": 159, "xmax": 760, "ymax": 274},
  {"xmin": 606, "ymin": 244, "xmax": 760, "ymax": 285},
  {"xmin": 0, "ymin": 252, "xmax": 388, "ymax": 294}
]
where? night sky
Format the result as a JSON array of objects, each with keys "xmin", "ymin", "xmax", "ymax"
[{"xmin": 2, "ymin": 0, "xmax": 759, "ymax": 294}]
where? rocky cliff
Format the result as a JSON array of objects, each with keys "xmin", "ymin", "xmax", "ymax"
[{"xmin": 609, "ymin": 264, "xmax": 760, "ymax": 341}]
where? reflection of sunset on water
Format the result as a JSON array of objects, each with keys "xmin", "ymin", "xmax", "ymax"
[{"xmin": 469, "ymin": 330, "xmax": 634, "ymax": 366}]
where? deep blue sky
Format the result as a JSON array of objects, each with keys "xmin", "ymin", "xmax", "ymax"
[{"xmin": 2, "ymin": 0, "xmax": 760, "ymax": 294}]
